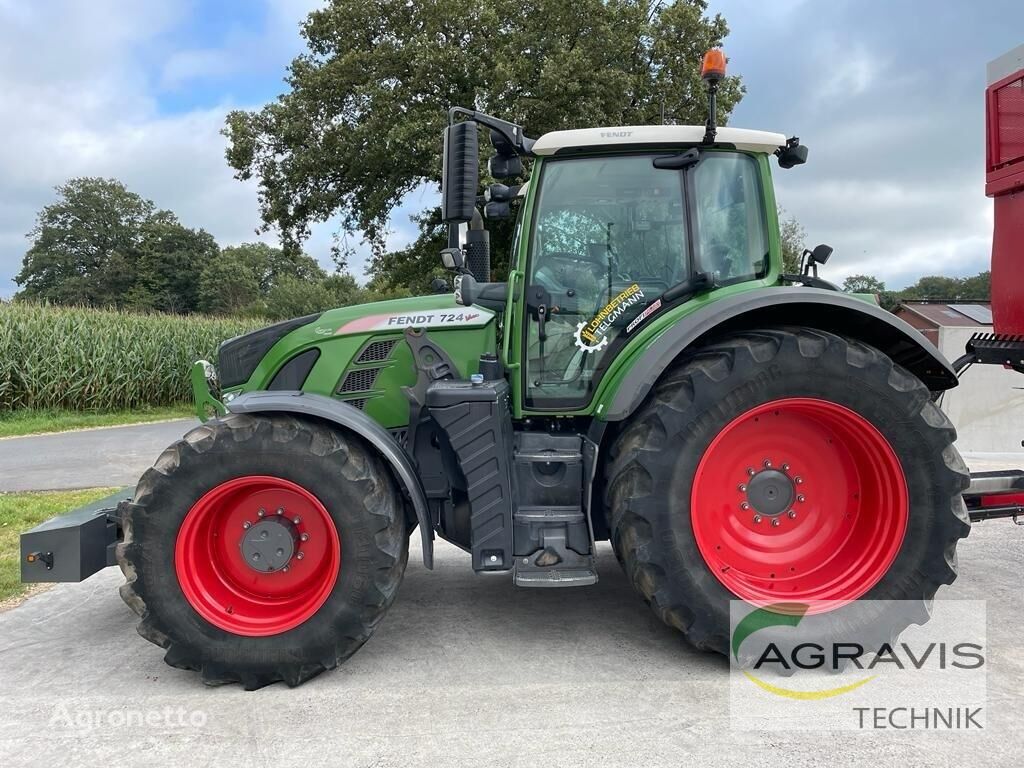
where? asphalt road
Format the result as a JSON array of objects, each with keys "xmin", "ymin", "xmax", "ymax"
[
  {"xmin": 0, "ymin": 419, "xmax": 198, "ymax": 492},
  {"xmin": 0, "ymin": 528, "xmax": 1022, "ymax": 767}
]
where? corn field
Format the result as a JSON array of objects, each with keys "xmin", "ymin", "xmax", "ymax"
[{"xmin": 0, "ymin": 303, "xmax": 264, "ymax": 412}]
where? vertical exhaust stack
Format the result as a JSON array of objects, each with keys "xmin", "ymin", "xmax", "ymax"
[{"xmin": 464, "ymin": 209, "xmax": 490, "ymax": 282}]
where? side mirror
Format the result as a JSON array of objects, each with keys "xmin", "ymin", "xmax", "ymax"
[
  {"xmin": 800, "ymin": 243, "xmax": 833, "ymax": 278},
  {"xmin": 485, "ymin": 183, "xmax": 515, "ymax": 203},
  {"xmin": 441, "ymin": 121, "xmax": 479, "ymax": 224},
  {"xmin": 484, "ymin": 201, "xmax": 511, "ymax": 220},
  {"xmin": 777, "ymin": 140, "xmax": 808, "ymax": 169},
  {"xmin": 809, "ymin": 244, "xmax": 833, "ymax": 265},
  {"xmin": 488, "ymin": 154, "xmax": 523, "ymax": 179},
  {"xmin": 440, "ymin": 247, "xmax": 465, "ymax": 271}
]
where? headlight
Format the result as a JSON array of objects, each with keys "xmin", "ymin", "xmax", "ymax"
[{"xmin": 218, "ymin": 313, "xmax": 321, "ymax": 388}]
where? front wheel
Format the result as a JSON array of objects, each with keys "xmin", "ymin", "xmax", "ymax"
[
  {"xmin": 605, "ymin": 328, "xmax": 970, "ymax": 653},
  {"xmin": 118, "ymin": 413, "xmax": 408, "ymax": 689}
]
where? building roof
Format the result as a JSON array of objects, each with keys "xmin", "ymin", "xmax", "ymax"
[
  {"xmin": 897, "ymin": 301, "xmax": 993, "ymax": 327},
  {"xmin": 531, "ymin": 125, "xmax": 788, "ymax": 156}
]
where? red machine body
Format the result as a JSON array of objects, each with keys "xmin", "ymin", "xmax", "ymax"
[{"xmin": 986, "ymin": 45, "xmax": 1024, "ymax": 336}]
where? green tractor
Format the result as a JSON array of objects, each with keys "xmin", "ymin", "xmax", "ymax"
[{"xmin": 23, "ymin": 51, "xmax": 972, "ymax": 688}]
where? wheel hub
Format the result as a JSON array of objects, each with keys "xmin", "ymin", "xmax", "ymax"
[
  {"xmin": 240, "ymin": 517, "xmax": 298, "ymax": 573},
  {"xmin": 745, "ymin": 468, "xmax": 795, "ymax": 517}
]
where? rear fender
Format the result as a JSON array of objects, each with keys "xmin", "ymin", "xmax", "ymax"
[
  {"xmin": 604, "ymin": 287, "xmax": 958, "ymax": 421},
  {"xmin": 227, "ymin": 391, "xmax": 433, "ymax": 568}
]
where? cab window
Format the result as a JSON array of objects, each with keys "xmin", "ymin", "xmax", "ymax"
[
  {"xmin": 523, "ymin": 154, "xmax": 689, "ymax": 408},
  {"xmin": 693, "ymin": 152, "xmax": 767, "ymax": 284}
]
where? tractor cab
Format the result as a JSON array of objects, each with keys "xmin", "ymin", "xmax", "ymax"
[{"xmin": 439, "ymin": 51, "xmax": 807, "ymax": 415}]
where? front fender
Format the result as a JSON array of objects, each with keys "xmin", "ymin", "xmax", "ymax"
[
  {"xmin": 226, "ymin": 390, "xmax": 433, "ymax": 568},
  {"xmin": 603, "ymin": 286, "xmax": 958, "ymax": 421}
]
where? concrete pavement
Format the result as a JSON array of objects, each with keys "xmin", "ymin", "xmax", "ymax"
[
  {"xmin": 0, "ymin": 419, "xmax": 198, "ymax": 492},
  {"xmin": 0, "ymin": 528, "xmax": 1022, "ymax": 767}
]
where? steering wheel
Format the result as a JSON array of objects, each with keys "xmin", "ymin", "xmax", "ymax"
[{"xmin": 535, "ymin": 251, "xmax": 622, "ymax": 296}]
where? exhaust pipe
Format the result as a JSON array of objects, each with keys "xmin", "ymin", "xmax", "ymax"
[{"xmin": 465, "ymin": 208, "xmax": 490, "ymax": 282}]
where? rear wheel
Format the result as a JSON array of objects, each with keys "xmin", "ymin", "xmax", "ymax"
[
  {"xmin": 118, "ymin": 413, "xmax": 408, "ymax": 689},
  {"xmin": 605, "ymin": 328, "xmax": 970, "ymax": 653}
]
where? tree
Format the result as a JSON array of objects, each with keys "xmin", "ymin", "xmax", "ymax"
[
  {"xmin": 198, "ymin": 242, "xmax": 328, "ymax": 315},
  {"xmin": 17, "ymin": 178, "xmax": 154, "ymax": 306},
  {"xmin": 778, "ymin": 211, "xmax": 805, "ymax": 274},
  {"xmin": 899, "ymin": 276, "xmax": 965, "ymax": 302},
  {"xmin": 219, "ymin": 242, "xmax": 326, "ymax": 294},
  {"xmin": 224, "ymin": 0, "xmax": 743, "ymax": 270},
  {"xmin": 129, "ymin": 212, "xmax": 219, "ymax": 313},
  {"xmin": 842, "ymin": 274, "xmax": 886, "ymax": 294},
  {"xmin": 197, "ymin": 257, "xmax": 262, "ymax": 316},
  {"xmin": 959, "ymin": 271, "xmax": 991, "ymax": 300},
  {"xmin": 17, "ymin": 178, "xmax": 224, "ymax": 313}
]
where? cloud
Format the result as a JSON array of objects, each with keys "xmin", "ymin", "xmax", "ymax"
[
  {"xmin": 3, "ymin": 0, "xmax": 1021, "ymax": 299},
  {"xmin": 0, "ymin": 0, "xmax": 387, "ymax": 298},
  {"xmin": 713, "ymin": 0, "xmax": 1022, "ymax": 290}
]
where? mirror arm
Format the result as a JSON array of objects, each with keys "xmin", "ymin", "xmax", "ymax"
[{"xmin": 448, "ymin": 107, "xmax": 536, "ymax": 156}]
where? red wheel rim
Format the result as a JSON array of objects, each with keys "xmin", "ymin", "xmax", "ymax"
[
  {"xmin": 691, "ymin": 398, "xmax": 908, "ymax": 610},
  {"xmin": 175, "ymin": 476, "xmax": 340, "ymax": 636}
]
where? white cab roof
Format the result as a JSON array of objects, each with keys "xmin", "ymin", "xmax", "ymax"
[{"xmin": 532, "ymin": 125, "xmax": 787, "ymax": 155}]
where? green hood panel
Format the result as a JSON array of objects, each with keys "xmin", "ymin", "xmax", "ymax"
[{"xmin": 228, "ymin": 295, "xmax": 498, "ymax": 430}]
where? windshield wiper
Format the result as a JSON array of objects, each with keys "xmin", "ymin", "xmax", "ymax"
[{"xmin": 652, "ymin": 148, "xmax": 701, "ymax": 169}]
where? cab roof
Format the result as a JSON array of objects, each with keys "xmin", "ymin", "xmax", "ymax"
[{"xmin": 531, "ymin": 125, "xmax": 788, "ymax": 156}]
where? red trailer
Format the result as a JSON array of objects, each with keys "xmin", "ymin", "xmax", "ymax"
[{"xmin": 961, "ymin": 44, "xmax": 1024, "ymax": 522}]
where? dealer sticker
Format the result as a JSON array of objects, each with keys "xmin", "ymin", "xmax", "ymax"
[{"xmin": 573, "ymin": 283, "xmax": 646, "ymax": 353}]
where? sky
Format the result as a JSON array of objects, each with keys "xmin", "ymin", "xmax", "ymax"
[{"xmin": 0, "ymin": 0, "xmax": 1021, "ymax": 298}]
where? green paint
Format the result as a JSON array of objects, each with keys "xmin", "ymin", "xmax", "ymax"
[{"xmin": 212, "ymin": 295, "xmax": 497, "ymax": 429}]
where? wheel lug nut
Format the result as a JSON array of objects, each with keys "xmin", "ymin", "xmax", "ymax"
[
  {"xmin": 794, "ymin": 477, "xmax": 804, "ymax": 485},
  {"xmin": 293, "ymin": 517, "xmax": 301, "ymax": 525},
  {"xmin": 788, "ymin": 510, "xmax": 797, "ymax": 519},
  {"xmin": 753, "ymin": 515, "xmax": 762, "ymax": 524},
  {"xmin": 296, "ymin": 551, "xmax": 305, "ymax": 560},
  {"xmin": 738, "ymin": 484, "xmax": 747, "ymax": 492},
  {"xmin": 782, "ymin": 463, "xmax": 790, "ymax": 472},
  {"xmin": 747, "ymin": 467, "xmax": 755, "ymax": 476},
  {"xmin": 771, "ymin": 518, "xmax": 780, "ymax": 527},
  {"xmin": 276, "ymin": 507, "xmax": 284, "ymax": 516},
  {"xmin": 242, "ymin": 521, "xmax": 251, "ymax": 529},
  {"xmin": 282, "ymin": 565, "xmax": 290, "ymax": 573},
  {"xmin": 740, "ymin": 502, "xmax": 750, "ymax": 511},
  {"xmin": 300, "ymin": 533, "xmax": 310, "ymax": 542},
  {"xmin": 763, "ymin": 459, "xmax": 772, "ymax": 468},
  {"xmin": 257, "ymin": 508, "xmax": 266, "ymax": 517},
  {"xmin": 797, "ymin": 494, "xmax": 806, "ymax": 503}
]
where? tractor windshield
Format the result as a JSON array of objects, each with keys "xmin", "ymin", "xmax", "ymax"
[{"xmin": 523, "ymin": 150, "xmax": 767, "ymax": 410}]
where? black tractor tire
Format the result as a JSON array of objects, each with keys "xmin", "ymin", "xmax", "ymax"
[
  {"xmin": 117, "ymin": 413, "xmax": 408, "ymax": 689},
  {"xmin": 605, "ymin": 327, "xmax": 971, "ymax": 656}
]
